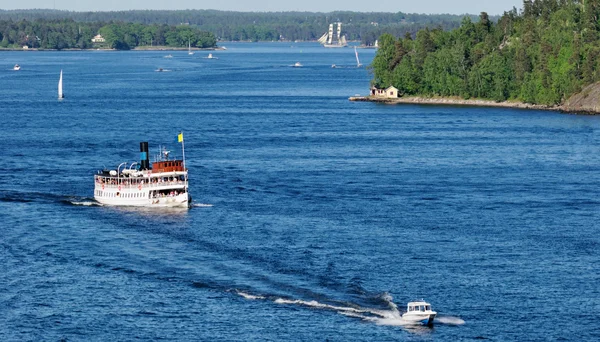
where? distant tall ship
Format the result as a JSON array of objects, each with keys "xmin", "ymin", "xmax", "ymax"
[{"xmin": 318, "ymin": 23, "xmax": 348, "ymax": 48}]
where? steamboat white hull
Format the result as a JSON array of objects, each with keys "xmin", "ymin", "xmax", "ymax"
[
  {"xmin": 94, "ymin": 172, "xmax": 191, "ymax": 208},
  {"xmin": 94, "ymin": 190, "xmax": 191, "ymax": 208}
]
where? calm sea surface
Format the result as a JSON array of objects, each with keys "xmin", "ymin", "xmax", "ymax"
[{"xmin": 1, "ymin": 42, "xmax": 599, "ymax": 341}]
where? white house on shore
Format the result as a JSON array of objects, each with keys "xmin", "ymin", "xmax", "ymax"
[
  {"xmin": 91, "ymin": 34, "xmax": 105, "ymax": 43},
  {"xmin": 370, "ymin": 86, "xmax": 398, "ymax": 98}
]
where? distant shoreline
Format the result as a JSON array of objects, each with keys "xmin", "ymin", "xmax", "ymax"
[
  {"xmin": 0, "ymin": 46, "xmax": 224, "ymax": 52},
  {"xmin": 348, "ymin": 96, "xmax": 598, "ymax": 114}
]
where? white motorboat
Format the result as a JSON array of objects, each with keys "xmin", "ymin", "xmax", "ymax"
[
  {"xmin": 94, "ymin": 136, "xmax": 192, "ymax": 208},
  {"xmin": 13, "ymin": 64, "xmax": 21, "ymax": 71},
  {"xmin": 164, "ymin": 54, "xmax": 173, "ymax": 58},
  {"xmin": 293, "ymin": 62, "xmax": 302, "ymax": 67},
  {"xmin": 402, "ymin": 301, "xmax": 437, "ymax": 326},
  {"xmin": 206, "ymin": 53, "xmax": 218, "ymax": 59}
]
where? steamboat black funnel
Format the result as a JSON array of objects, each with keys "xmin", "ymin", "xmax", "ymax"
[{"xmin": 140, "ymin": 142, "xmax": 150, "ymax": 170}]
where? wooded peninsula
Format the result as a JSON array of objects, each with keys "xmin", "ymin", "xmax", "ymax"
[
  {"xmin": 0, "ymin": 9, "xmax": 482, "ymax": 48},
  {"xmin": 0, "ymin": 19, "xmax": 217, "ymax": 50},
  {"xmin": 370, "ymin": 0, "xmax": 600, "ymax": 109}
]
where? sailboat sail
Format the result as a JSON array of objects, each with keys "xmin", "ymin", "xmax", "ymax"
[
  {"xmin": 188, "ymin": 39, "xmax": 194, "ymax": 55},
  {"xmin": 355, "ymin": 47, "xmax": 362, "ymax": 67},
  {"xmin": 317, "ymin": 32, "xmax": 328, "ymax": 44},
  {"xmin": 58, "ymin": 70, "xmax": 64, "ymax": 99},
  {"xmin": 327, "ymin": 24, "xmax": 333, "ymax": 45}
]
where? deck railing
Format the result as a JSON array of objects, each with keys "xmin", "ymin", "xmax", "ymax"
[{"xmin": 95, "ymin": 178, "xmax": 187, "ymax": 190}]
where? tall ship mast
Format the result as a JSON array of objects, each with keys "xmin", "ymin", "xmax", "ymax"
[
  {"xmin": 93, "ymin": 135, "xmax": 192, "ymax": 208},
  {"xmin": 319, "ymin": 22, "xmax": 348, "ymax": 48}
]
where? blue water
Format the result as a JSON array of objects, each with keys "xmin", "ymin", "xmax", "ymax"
[{"xmin": 1, "ymin": 42, "xmax": 599, "ymax": 341}]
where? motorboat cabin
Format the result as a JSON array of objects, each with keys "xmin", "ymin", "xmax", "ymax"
[{"xmin": 401, "ymin": 301, "xmax": 437, "ymax": 326}]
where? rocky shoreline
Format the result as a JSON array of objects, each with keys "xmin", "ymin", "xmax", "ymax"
[
  {"xmin": 349, "ymin": 89, "xmax": 600, "ymax": 115},
  {"xmin": 349, "ymin": 96, "xmax": 565, "ymax": 111}
]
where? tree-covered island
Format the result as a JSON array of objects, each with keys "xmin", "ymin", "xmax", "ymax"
[
  {"xmin": 0, "ymin": 19, "xmax": 216, "ymax": 50},
  {"xmin": 370, "ymin": 0, "xmax": 600, "ymax": 111}
]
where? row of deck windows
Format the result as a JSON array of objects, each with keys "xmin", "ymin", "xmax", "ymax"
[
  {"xmin": 95, "ymin": 190, "xmax": 147, "ymax": 198},
  {"xmin": 96, "ymin": 175, "xmax": 186, "ymax": 185},
  {"xmin": 408, "ymin": 305, "xmax": 431, "ymax": 312}
]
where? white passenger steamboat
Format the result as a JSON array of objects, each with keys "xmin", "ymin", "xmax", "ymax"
[{"xmin": 94, "ymin": 139, "xmax": 192, "ymax": 208}]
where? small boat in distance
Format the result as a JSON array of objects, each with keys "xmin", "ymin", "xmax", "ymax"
[
  {"xmin": 13, "ymin": 64, "xmax": 21, "ymax": 71},
  {"xmin": 164, "ymin": 54, "xmax": 173, "ymax": 58},
  {"xmin": 357, "ymin": 39, "xmax": 379, "ymax": 49},
  {"xmin": 205, "ymin": 53, "xmax": 218, "ymax": 59},
  {"xmin": 331, "ymin": 64, "xmax": 336, "ymax": 68},
  {"xmin": 402, "ymin": 300, "xmax": 437, "ymax": 326},
  {"xmin": 58, "ymin": 69, "xmax": 64, "ymax": 99},
  {"xmin": 355, "ymin": 47, "xmax": 362, "ymax": 67},
  {"xmin": 294, "ymin": 62, "xmax": 303, "ymax": 67},
  {"xmin": 188, "ymin": 39, "xmax": 194, "ymax": 55},
  {"xmin": 94, "ymin": 138, "xmax": 192, "ymax": 208}
]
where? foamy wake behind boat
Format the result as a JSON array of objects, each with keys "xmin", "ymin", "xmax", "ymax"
[
  {"xmin": 401, "ymin": 301, "xmax": 436, "ymax": 326},
  {"xmin": 94, "ymin": 134, "xmax": 192, "ymax": 208}
]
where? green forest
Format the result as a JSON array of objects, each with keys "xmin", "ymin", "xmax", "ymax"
[
  {"xmin": 0, "ymin": 9, "xmax": 483, "ymax": 45},
  {"xmin": 0, "ymin": 19, "xmax": 216, "ymax": 50},
  {"xmin": 371, "ymin": 0, "xmax": 600, "ymax": 106}
]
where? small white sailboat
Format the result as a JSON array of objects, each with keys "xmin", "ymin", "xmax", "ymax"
[
  {"xmin": 13, "ymin": 64, "xmax": 21, "ymax": 71},
  {"xmin": 293, "ymin": 62, "xmax": 303, "ymax": 67},
  {"xmin": 205, "ymin": 53, "xmax": 218, "ymax": 59},
  {"xmin": 58, "ymin": 69, "xmax": 64, "ymax": 99},
  {"xmin": 188, "ymin": 39, "xmax": 194, "ymax": 55},
  {"xmin": 355, "ymin": 47, "xmax": 362, "ymax": 67}
]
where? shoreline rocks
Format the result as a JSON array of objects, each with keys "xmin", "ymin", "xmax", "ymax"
[{"xmin": 350, "ymin": 90, "xmax": 600, "ymax": 115}]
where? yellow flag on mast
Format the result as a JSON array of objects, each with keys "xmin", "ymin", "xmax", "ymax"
[{"xmin": 178, "ymin": 132, "xmax": 184, "ymax": 143}]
